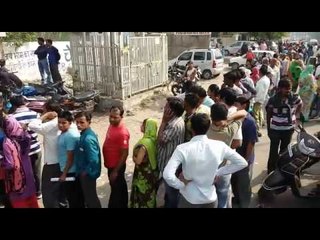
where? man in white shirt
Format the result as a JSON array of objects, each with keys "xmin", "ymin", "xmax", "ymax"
[
  {"xmin": 28, "ymin": 100, "xmax": 65, "ymax": 208},
  {"xmin": 163, "ymin": 113, "xmax": 247, "ymax": 208},
  {"xmin": 253, "ymin": 65, "xmax": 270, "ymax": 135}
]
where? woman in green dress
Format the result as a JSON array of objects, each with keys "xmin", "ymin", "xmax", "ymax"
[
  {"xmin": 129, "ymin": 118, "xmax": 159, "ymax": 208},
  {"xmin": 289, "ymin": 59, "xmax": 304, "ymax": 93},
  {"xmin": 298, "ymin": 64, "xmax": 317, "ymax": 122}
]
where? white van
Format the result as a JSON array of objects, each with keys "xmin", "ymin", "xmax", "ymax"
[{"xmin": 168, "ymin": 48, "xmax": 224, "ymax": 79}]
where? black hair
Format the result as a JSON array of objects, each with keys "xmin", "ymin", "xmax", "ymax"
[
  {"xmin": 37, "ymin": 37, "xmax": 45, "ymax": 43},
  {"xmin": 184, "ymin": 81, "xmax": 196, "ymax": 93},
  {"xmin": 44, "ymin": 99, "xmax": 62, "ymax": 114},
  {"xmin": 58, "ymin": 111, "xmax": 74, "ymax": 122},
  {"xmin": 208, "ymin": 84, "xmax": 220, "ymax": 95},
  {"xmin": 10, "ymin": 95, "xmax": 25, "ymax": 108},
  {"xmin": 236, "ymin": 96, "xmax": 250, "ymax": 111},
  {"xmin": 0, "ymin": 59, "xmax": 5, "ymax": 67},
  {"xmin": 9, "ymin": 95, "xmax": 25, "ymax": 114},
  {"xmin": 239, "ymin": 68, "xmax": 246, "ymax": 79},
  {"xmin": 190, "ymin": 85, "xmax": 207, "ymax": 98},
  {"xmin": 224, "ymin": 69, "xmax": 242, "ymax": 83},
  {"xmin": 260, "ymin": 64, "xmax": 269, "ymax": 75},
  {"xmin": 273, "ymin": 53, "xmax": 279, "ymax": 59},
  {"xmin": 219, "ymin": 87, "xmax": 237, "ymax": 106},
  {"xmin": 75, "ymin": 111, "xmax": 92, "ymax": 123},
  {"xmin": 167, "ymin": 97, "xmax": 184, "ymax": 117},
  {"xmin": 46, "ymin": 39, "xmax": 53, "ymax": 45},
  {"xmin": 191, "ymin": 113, "xmax": 211, "ymax": 135},
  {"xmin": 184, "ymin": 93, "xmax": 200, "ymax": 109},
  {"xmin": 210, "ymin": 103, "xmax": 228, "ymax": 121},
  {"xmin": 278, "ymin": 78, "xmax": 292, "ymax": 89},
  {"xmin": 110, "ymin": 105, "xmax": 124, "ymax": 117}
]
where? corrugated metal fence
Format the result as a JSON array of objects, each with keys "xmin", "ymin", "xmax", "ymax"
[{"xmin": 70, "ymin": 33, "xmax": 167, "ymax": 99}]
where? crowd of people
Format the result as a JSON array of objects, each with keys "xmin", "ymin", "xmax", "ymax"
[{"xmin": 0, "ymin": 38, "xmax": 319, "ymax": 208}]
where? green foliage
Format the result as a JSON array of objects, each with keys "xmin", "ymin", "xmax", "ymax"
[
  {"xmin": 248, "ymin": 32, "xmax": 289, "ymax": 41},
  {"xmin": 0, "ymin": 32, "xmax": 70, "ymax": 49},
  {"xmin": 1, "ymin": 32, "xmax": 37, "ymax": 48},
  {"xmin": 36, "ymin": 32, "xmax": 71, "ymax": 41}
]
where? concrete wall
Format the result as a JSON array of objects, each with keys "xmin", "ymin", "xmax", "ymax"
[
  {"xmin": 168, "ymin": 34, "xmax": 211, "ymax": 60},
  {"xmin": 2, "ymin": 41, "xmax": 72, "ymax": 81}
]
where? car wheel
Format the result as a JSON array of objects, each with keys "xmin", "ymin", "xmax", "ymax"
[
  {"xmin": 224, "ymin": 50, "xmax": 230, "ymax": 56},
  {"xmin": 202, "ymin": 70, "xmax": 212, "ymax": 80},
  {"xmin": 231, "ymin": 62, "xmax": 239, "ymax": 70}
]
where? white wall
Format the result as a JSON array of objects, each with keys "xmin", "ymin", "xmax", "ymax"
[{"xmin": 3, "ymin": 41, "xmax": 72, "ymax": 81}]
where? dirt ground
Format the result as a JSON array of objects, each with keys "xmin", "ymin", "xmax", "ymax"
[{"xmin": 89, "ymin": 77, "xmax": 222, "ymax": 207}]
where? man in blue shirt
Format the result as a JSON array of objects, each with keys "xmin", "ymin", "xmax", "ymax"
[
  {"xmin": 232, "ymin": 95, "xmax": 258, "ymax": 208},
  {"xmin": 46, "ymin": 39, "xmax": 62, "ymax": 83},
  {"xmin": 34, "ymin": 37, "xmax": 52, "ymax": 85},
  {"xmin": 57, "ymin": 111, "xmax": 83, "ymax": 208},
  {"xmin": 75, "ymin": 112, "xmax": 101, "ymax": 208}
]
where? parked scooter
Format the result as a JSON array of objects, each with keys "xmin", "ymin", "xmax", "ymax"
[{"xmin": 258, "ymin": 125, "xmax": 320, "ymax": 205}]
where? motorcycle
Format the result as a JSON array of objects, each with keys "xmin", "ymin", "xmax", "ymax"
[
  {"xmin": 57, "ymin": 90, "xmax": 100, "ymax": 114},
  {"xmin": 169, "ymin": 62, "xmax": 201, "ymax": 96},
  {"xmin": 26, "ymin": 89, "xmax": 100, "ymax": 114},
  {"xmin": 258, "ymin": 125, "xmax": 320, "ymax": 205}
]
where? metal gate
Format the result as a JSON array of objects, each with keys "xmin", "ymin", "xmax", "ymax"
[{"xmin": 70, "ymin": 33, "xmax": 167, "ymax": 99}]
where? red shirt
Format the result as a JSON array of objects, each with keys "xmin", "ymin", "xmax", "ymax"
[
  {"xmin": 103, "ymin": 123, "xmax": 130, "ymax": 168},
  {"xmin": 246, "ymin": 52, "xmax": 255, "ymax": 61}
]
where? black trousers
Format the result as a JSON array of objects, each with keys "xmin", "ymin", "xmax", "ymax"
[
  {"xmin": 30, "ymin": 152, "xmax": 42, "ymax": 196},
  {"xmin": 79, "ymin": 175, "xmax": 101, "ymax": 208},
  {"xmin": 107, "ymin": 165, "xmax": 128, "ymax": 208},
  {"xmin": 49, "ymin": 63, "xmax": 62, "ymax": 83},
  {"xmin": 231, "ymin": 165, "xmax": 252, "ymax": 208},
  {"xmin": 42, "ymin": 163, "xmax": 62, "ymax": 208},
  {"xmin": 267, "ymin": 129, "xmax": 294, "ymax": 174},
  {"xmin": 178, "ymin": 194, "xmax": 217, "ymax": 208},
  {"xmin": 61, "ymin": 173, "xmax": 85, "ymax": 208},
  {"xmin": 0, "ymin": 180, "xmax": 11, "ymax": 208}
]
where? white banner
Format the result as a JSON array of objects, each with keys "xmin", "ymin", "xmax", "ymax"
[{"xmin": 3, "ymin": 41, "xmax": 72, "ymax": 81}]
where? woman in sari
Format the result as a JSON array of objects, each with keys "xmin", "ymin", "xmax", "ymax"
[
  {"xmin": 298, "ymin": 64, "xmax": 317, "ymax": 122},
  {"xmin": 0, "ymin": 112, "xmax": 38, "ymax": 208},
  {"xmin": 129, "ymin": 118, "xmax": 158, "ymax": 208},
  {"xmin": 289, "ymin": 59, "xmax": 304, "ymax": 93}
]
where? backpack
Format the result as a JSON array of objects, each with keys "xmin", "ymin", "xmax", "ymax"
[{"xmin": 2, "ymin": 137, "xmax": 26, "ymax": 194}]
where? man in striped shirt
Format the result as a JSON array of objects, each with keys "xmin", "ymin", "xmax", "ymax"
[
  {"xmin": 265, "ymin": 78, "xmax": 302, "ymax": 173},
  {"xmin": 157, "ymin": 97, "xmax": 185, "ymax": 208},
  {"xmin": 10, "ymin": 96, "xmax": 42, "ymax": 199}
]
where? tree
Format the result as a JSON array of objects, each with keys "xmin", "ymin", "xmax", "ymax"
[
  {"xmin": 36, "ymin": 32, "xmax": 71, "ymax": 41},
  {"xmin": 248, "ymin": 32, "xmax": 289, "ymax": 41},
  {"xmin": 1, "ymin": 32, "xmax": 37, "ymax": 48}
]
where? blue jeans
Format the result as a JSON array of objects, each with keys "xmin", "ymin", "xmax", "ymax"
[
  {"xmin": 164, "ymin": 181, "xmax": 179, "ymax": 208},
  {"xmin": 215, "ymin": 174, "xmax": 231, "ymax": 208},
  {"xmin": 38, "ymin": 58, "xmax": 52, "ymax": 84}
]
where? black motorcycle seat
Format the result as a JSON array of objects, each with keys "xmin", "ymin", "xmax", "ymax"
[
  {"xmin": 73, "ymin": 91, "xmax": 96, "ymax": 102},
  {"xmin": 297, "ymin": 132, "xmax": 320, "ymax": 158},
  {"xmin": 263, "ymin": 169, "xmax": 289, "ymax": 191}
]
